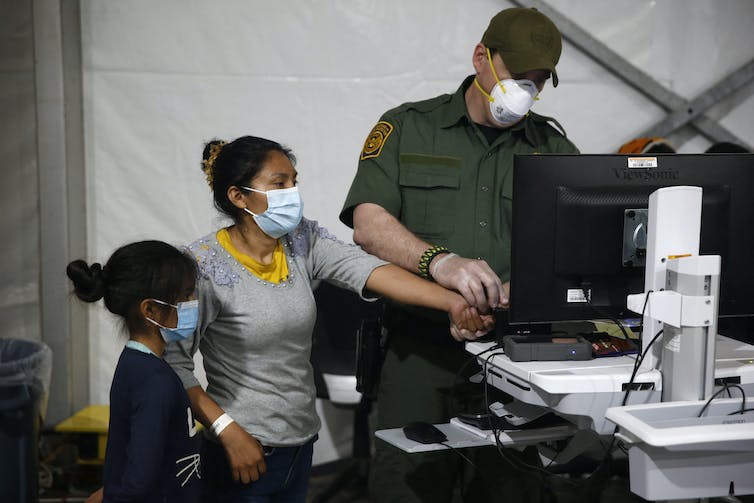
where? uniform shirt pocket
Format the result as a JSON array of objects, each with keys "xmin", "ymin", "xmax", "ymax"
[{"xmin": 398, "ymin": 154, "xmax": 461, "ymax": 240}]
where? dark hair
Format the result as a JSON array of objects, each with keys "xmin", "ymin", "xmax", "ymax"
[
  {"xmin": 705, "ymin": 141, "xmax": 749, "ymax": 154},
  {"xmin": 66, "ymin": 240, "xmax": 197, "ymax": 330},
  {"xmin": 202, "ymin": 136, "xmax": 296, "ymax": 220}
]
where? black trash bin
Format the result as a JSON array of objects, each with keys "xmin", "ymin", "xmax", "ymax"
[{"xmin": 0, "ymin": 338, "xmax": 52, "ymax": 503}]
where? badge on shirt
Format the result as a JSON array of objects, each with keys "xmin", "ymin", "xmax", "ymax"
[{"xmin": 360, "ymin": 121, "xmax": 394, "ymax": 160}]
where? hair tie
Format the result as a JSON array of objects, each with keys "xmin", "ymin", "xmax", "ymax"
[
  {"xmin": 90, "ymin": 263, "xmax": 104, "ymax": 281},
  {"xmin": 202, "ymin": 141, "xmax": 226, "ymax": 188}
]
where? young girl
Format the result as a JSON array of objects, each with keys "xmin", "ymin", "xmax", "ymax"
[{"xmin": 67, "ymin": 240, "xmax": 202, "ymax": 503}]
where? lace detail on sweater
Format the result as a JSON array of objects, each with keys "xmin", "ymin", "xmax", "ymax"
[
  {"xmin": 187, "ymin": 239, "xmax": 241, "ymax": 287},
  {"xmin": 288, "ymin": 218, "xmax": 344, "ymax": 256}
]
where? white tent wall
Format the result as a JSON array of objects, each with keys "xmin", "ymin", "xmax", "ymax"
[
  {"xmin": 3, "ymin": 0, "xmax": 747, "ymax": 465},
  {"xmin": 1, "ymin": 1, "xmax": 40, "ymax": 343},
  {"xmin": 2, "ymin": 0, "xmax": 90, "ymax": 425}
]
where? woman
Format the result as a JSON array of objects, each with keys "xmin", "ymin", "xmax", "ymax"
[
  {"xmin": 165, "ymin": 136, "xmax": 491, "ymax": 502},
  {"xmin": 68, "ymin": 241, "xmax": 201, "ymax": 503}
]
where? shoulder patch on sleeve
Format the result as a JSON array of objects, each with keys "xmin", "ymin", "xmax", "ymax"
[{"xmin": 360, "ymin": 121, "xmax": 394, "ymax": 160}]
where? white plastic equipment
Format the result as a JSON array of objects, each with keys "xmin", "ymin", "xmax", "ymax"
[{"xmin": 606, "ymin": 186, "xmax": 754, "ymax": 500}]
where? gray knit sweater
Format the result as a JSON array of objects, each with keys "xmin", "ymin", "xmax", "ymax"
[{"xmin": 165, "ymin": 218, "xmax": 386, "ymax": 446}]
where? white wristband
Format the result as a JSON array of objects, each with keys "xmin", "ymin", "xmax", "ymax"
[{"xmin": 210, "ymin": 413, "xmax": 234, "ymax": 437}]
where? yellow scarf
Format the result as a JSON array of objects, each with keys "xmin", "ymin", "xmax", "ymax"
[{"xmin": 216, "ymin": 228, "xmax": 289, "ymax": 284}]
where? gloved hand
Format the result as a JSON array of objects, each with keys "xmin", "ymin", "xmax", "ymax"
[
  {"xmin": 449, "ymin": 315, "xmax": 496, "ymax": 341},
  {"xmin": 447, "ymin": 301, "xmax": 496, "ymax": 341},
  {"xmin": 430, "ymin": 253, "xmax": 507, "ymax": 313}
]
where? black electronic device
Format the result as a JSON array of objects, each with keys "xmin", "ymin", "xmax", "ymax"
[
  {"xmin": 476, "ymin": 308, "xmax": 553, "ymax": 344},
  {"xmin": 457, "ymin": 411, "xmax": 567, "ymax": 431},
  {"xmin": 504, "ymin": 335, "xmax": 592, "ymax": 361},
  {"xmin": 509, "ymin": 154, "xmax": 754, "ymax": 334},
  {"xmin": 402, "ymin": 421, "xmax": 448, "ymax": 444}
]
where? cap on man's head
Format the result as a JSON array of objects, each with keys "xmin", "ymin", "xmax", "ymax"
[{"xmin": 481, "ymin": 7, "xmax": 562, "ymax": 87}]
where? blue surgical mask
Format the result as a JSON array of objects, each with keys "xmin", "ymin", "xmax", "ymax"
[
  {"xmin": 242, "ymin": 186, "xmax": 304, "ymax": 238},
  {"xmin": 146, "ymin": 299, "xmax": 199, "ymax": 343}
]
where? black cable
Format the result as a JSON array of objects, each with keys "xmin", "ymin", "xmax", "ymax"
[
  {"xmin": 581, "ymin": 289, "xmax": 655, "ymax": 409},
  {"xmin": 729, "ymin": 407, "xmax": 754, "ymax": 415},
  {"xmin": 449, "ymin": 343, "xmax": 503, "ymax": 417},
  {"xmin": 452, "ymin": 342, "xmax": 573, "ymax": 483},
  {"xmin": 581, "ymin": 286, "xmax": 633, "ymax": 342},
  {"xmin": 621, "ymin": 291, "xmax": 659, "ymax": 407},
  {"xmin": 588, "ymin": 292, "xmax": 661, "ymax": 476},
  {"xmin": 698, "ymin": 383, "xmax": 746, "ymax": 417},
  {"xmin": 480, "ymin": 353, "xmax": 582, "ymax": 487},
  {"xmin": 588, "ymin": 326, "xmax": 665, "ymax": 469},
  {"xmin": 474, "ymin": 290, "xmax": 662, "ymax": 487},
  {"xmin": 622, "ymin": 328, "xmax": 664, "ymax": 406},
  {"xmin": 438, "ymin": 441, "xmax": 482, "ymax": 473}
]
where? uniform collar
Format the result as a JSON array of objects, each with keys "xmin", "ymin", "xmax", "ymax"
[
  {"xmin": 440, "ymin": 75, "xmax": 545, "ymax": 148},
  {"xmin": 438, "ymin": 75, "xmax": 476, "ymax": 129}
]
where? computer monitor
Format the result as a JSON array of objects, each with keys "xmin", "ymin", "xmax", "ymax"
[{"xmin": 509, "ymin": 154, "xmax": 754, "ymax": 332}]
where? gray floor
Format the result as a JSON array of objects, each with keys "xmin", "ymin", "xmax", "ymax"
[
  {"xmin": 306, "ymin": 460, "xmax": 369, "ymax": 503},
  {"xmin": 305, "ymin": 459, "xmax": 644, "ymax": 503}
]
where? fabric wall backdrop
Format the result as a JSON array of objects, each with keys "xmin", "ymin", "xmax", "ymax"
[
  {"xmin": 80, "ymin": 0, "xmax": 754, "ymax": 463},
  {"xmin": 1, "ymin": 1, "xmax": 39, "ymax": 343}
]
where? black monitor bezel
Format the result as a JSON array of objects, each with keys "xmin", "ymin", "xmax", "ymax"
[{"xmin": 509, "ymin": 153, "xmax": 754, "ymax": 326}]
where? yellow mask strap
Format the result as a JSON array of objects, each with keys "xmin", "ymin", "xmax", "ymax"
[
  {"xmin": 473, "ymin": 77, "xmax": 494, "ymax": 102},
  {"xmin": 486, "ymin": 48, "xmax": 506, "ymax": 94}
]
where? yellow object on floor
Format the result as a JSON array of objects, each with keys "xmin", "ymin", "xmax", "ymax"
[{"xmin": 55, "ymin": 405, "xmax": 110, "ymax": 463}]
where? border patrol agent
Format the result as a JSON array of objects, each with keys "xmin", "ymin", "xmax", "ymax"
[{"xmin": 340, "ymin": 7, "xmax": 579, "ymax": 503}]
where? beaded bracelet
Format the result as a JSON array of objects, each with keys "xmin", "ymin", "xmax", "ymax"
[{"xmin": 418, "ymin": 245, "xmax": 450, "ymax": 280}]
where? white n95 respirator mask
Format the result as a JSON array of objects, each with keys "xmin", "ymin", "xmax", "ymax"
[{"xmin": 474, "ymin": 48, "xmax": 539, "ymax": 127}]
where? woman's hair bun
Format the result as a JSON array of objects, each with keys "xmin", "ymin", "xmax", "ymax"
[
  {"xmin": 201, "ymin": 139, "xmax": 226, "ymax": 189},
  {"xmin": 66, "ymin": 259, "xmax": 106, "ymax": 302}
]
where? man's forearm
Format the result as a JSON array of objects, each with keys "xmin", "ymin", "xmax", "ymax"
[{"xmin": 352, "ymin": 203, "xmax": 432, "ymax": 274}]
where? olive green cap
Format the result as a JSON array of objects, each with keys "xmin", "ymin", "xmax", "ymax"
[{"xmin": 481, "ymin": 7, "xmax": 562, "ymax": 87}]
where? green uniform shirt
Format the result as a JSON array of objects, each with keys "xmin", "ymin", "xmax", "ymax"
[{"xmin": 341, "ymin": 75, "xmax": 579, "ymax": 288}]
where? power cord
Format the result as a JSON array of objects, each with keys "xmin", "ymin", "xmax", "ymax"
[
  {"xmin": 449, "ymin": 343, "xmax": 504, "ymax": 418},
  {"xmin": 480, "ymin": 352, "xmax": 578, "ymax": 486},
  {"xmin": 581, "ymin": 285, "xmax": 634, "ymax": 342},
  {"xmin": 467, "ymin": 290, "xmax": 664, "ymax": 488},
  {"xmin": 438, "ymin": 441, "xmax": 481, "ymax": 472},
  {"xmin": 698, "ymin": 383, "xmax": 747, "ymax": 417},
  {"xmin": 730, "ymin": 408, "xmax": 754, "ymax": 415},
  {"xmin": 506, "ymin": 290, "xmax": 662, "ymax": 485},
  {"xmin": 599, "ymin": 291, "xmax": 662, "ymax": 465}
]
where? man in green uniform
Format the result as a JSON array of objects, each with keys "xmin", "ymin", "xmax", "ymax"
[{"xmin": 340, "ymin": 7, "xmax": 578, "ymax": 502}]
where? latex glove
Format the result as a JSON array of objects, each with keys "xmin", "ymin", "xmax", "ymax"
[
  {"xmin": 449, "ymin": 317, "xmax": 495, "ymax": 341},
  {"xmin": 500, "ymin": 281, "xmax": 510, "ymax": 309},
  {"xmin": 448, "ymin": 302, "xmax": 496, "ymax": 341},
  {"xmin": 430, "ymin": 253, "xmax": 506, "ymax": 313},
  {"xmin": 219, "ymin": 422, "xmax": 267, "ymax": 484}
]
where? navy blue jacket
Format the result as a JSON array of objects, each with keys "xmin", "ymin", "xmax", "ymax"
[{"xmin": 103, "ymin": 347, "xmax": 201, "ymax": 502}]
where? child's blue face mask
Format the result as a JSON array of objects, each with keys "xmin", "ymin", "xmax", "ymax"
[{"xmin": 146, "ymin": 299, "xmax": 199, "ymax": 343}]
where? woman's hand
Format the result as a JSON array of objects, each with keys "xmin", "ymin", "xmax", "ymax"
[
  {"xmin": 218, "ymin": 422, "xmax": 267, "ymax": 484},
  {"xmin": 448, "ymin": 299, "xmax": 495, "ymax": 341}
]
